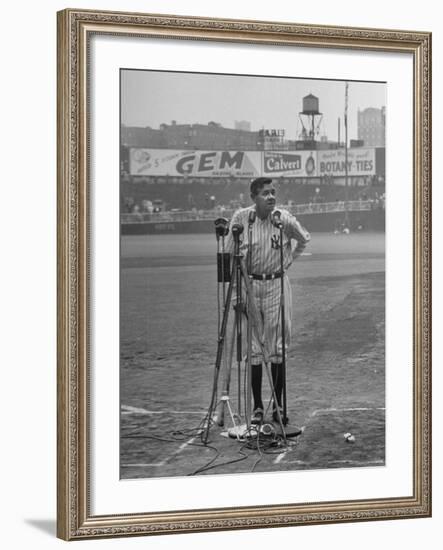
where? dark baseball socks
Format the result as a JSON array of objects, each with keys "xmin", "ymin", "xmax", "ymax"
[
  {"xmin": 251, "ymin": 362, "xmax": 286, "ymax": 421},
  {"xmin": 251, "ymin": 362, "xmax": 283, "ymax": 406},
  {"xmin": 251, "ymin": 363, "xmax": 263, "ymax": 412},
  {"xmin": 271, "ymin": 362, "xmax": 283, "ymax": 409}
]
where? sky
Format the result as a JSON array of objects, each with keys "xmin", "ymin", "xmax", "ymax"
[{"xmin": 121, "ymin": 69, "xmax": 386, "ymax": 143}]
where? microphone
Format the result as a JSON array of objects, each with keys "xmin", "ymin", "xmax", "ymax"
[
  {"xmin": 214, "ymin": 217, "xmax": 229, "ymax": 238},
  {"xmin": 231, "ymin": 222, "xmax": 244, "ymax": 236},
  {"xmin": 271, "ymin": 209, "xmax": 283, "ymax": 229},
  {"xmin": 248, "ymin": 209, "xmax": 256, "ymax": 225}
]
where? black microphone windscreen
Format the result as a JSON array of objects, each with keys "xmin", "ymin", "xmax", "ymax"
[
  {"xmin": 214, "ymin": 217, "xmax": 229, "ymax": 237},
  {"xmin": 248, "ymin": 210, "xmax": 256, "ymax": 224},
  {"xmin": 272, "ymin": 210, "xmax": 283, "ymax": 228},
  {"xmin": 231, "ymin": 222, "xmax": 244, "ymax": 235}
]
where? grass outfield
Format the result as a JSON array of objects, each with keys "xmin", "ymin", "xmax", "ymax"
[{"xmin": 120, "ymin": 232, "xmax": 385, "ymax": 478}]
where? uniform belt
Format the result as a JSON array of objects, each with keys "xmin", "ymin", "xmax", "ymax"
[{"xmin": 250, "ymin": 272, "xmax": 283, "ymax": 281}]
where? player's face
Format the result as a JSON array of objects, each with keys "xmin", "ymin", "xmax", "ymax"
[{"xmin": 253, "ymin": 183, "xmax": 277, "ymax": 217}]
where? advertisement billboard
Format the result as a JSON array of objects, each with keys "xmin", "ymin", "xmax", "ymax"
[
  {"xmin": 317, "ymin": 148, "xmax": 376, "ymax": 176},
  {"xmin": 129, "ymin": 149, "xmax": 262, "ymax": 178},
  {"xmin": 129, "ymin": 147, "xmax": 378, "ymax": 179},
  {"xmin": 262, "ymin": 151, "xmax": 317, "ymax": 177}
]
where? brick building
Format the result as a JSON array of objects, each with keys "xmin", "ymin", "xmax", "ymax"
[
  {"xmin": 121, "ymin": 120, "xmax": 260, "ymax": 150},
  {"xmin": 357, "ymin": 107, "xmax": 386, "ymax": 147}
]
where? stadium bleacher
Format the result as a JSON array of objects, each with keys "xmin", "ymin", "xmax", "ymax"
[{"xmin": 121, "ymin": 176, "xmax": 385, "ymax": 213}]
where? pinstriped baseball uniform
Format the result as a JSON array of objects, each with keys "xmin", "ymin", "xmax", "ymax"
[{"xmin": 226, "ymin": 206, "xmax": 308, "ymax": 364}]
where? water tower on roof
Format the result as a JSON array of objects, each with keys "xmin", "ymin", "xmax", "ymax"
[{"xmin": 299, "ymin": 93, "xmax": 323, "ymax": 142}]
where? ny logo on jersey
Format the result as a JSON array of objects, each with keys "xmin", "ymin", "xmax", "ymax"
[{"xmin": 271, "ymin": 234, "xmax": 281, "ymax": 250}]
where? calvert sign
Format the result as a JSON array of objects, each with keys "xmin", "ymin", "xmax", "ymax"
[
  {"xmin": 129, "ymin": 148, "xmax": 261, "ymax": 177},
  {"xmin": 263, "ymin": 151, "xmax": 316, "ymax": 177},
  {"xmin": 317, "ymin": 148, "xmax": 375, "ymax": 176}
]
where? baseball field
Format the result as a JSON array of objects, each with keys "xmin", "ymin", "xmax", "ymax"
[{"xmin": 120, "ymin": 231, "xmax": 385, "ymax": 479}]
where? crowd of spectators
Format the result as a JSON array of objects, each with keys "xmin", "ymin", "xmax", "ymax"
[{"xmin": 121, "ymin": 175, "xmax": 385, "ymax": 215}]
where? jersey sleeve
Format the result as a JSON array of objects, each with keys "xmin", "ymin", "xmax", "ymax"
[{"xmin": 282, "ymin": 211, "xmax": 311, "ymax": 249}]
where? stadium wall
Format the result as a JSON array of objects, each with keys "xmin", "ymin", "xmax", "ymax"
[{"xmin": 121, "ymin": 208, "xmax": 385, "ymax": 235}]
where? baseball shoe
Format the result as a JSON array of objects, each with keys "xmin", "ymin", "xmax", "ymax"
[
  {"xmin": 272, "ymin": 407, "xmax": 288, "ymax": 425},
  {"xmin": 273, "ymin": 407, "xmax": 303, "ymax": 436},
  {"xmin": 251, "ymin": 408, "xmax": 264, "ymax": 425}
]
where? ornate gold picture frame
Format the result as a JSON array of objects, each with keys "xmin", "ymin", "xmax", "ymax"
[{"xmin": 57, "ymin": 8, "xmax": 431, "ymax": 540}]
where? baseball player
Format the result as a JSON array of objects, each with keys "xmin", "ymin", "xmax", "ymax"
[{"xmin": 225, "ymin": 177, "xmax": 310, "ymax": 426}]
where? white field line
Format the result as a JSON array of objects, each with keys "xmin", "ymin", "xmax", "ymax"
[
  {"xmin": 273, "ymin": 451, "xmax": 289, "ymax": 464},
  {"xmin": 121, "ymin": 405, "xmax": 204, "ymax": 416},
  {"xmin": 119, "ymin": 436, "xmax": 197, "ymax": 468},
  {"xmin": 121, "ymin": 462, "xmax": 165, "ymax": 468},
  {"xmin": 159, "ymin": 436, "xmax": 197, "ymax": 467},
  {"xmin": 329, "ymin": 459, "xmax": 385, "ymax": 466},
  {"xmin": 120, "ymin": 433, "xmax": 198, "ymax": 469},
  {"xmin": 286, "ymin": 459, "xmax": 385, "ymax": 467},
  {"xmin": 121, "ymin": 405, "xmax": 204, "ymax": 467},
  {"xmin": 310, "ymin": 407, "xmax": 386, "ymax": 417},
  {"xmin": 273, "ymin": 407, "xmax": 385, "ymax": 465}
]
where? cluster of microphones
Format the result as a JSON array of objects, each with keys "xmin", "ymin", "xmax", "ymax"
[{"xmin": 214, "ymin": 210, "xmax": 283, "ymax": 239}]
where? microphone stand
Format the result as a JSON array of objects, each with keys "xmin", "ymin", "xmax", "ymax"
[
  {"xmin": 272, "ymin": 211, "xmax": 287, "ymax": 425},
  {"xmin": 279, "ymin": 224, "xmax": 288, "ymax": 424},
  {"xmin": 245, "ymin": 210, "xmax": 256, "ymax": 429},
  {"xmin": 214, "ymin": 218, "xmax": 230, "ymax": 426},
  {"xmin": 204, "ymin": 219, "xmax": 288, "ymax": 444},
  {"xmin": 235, "ymin": 236, "xmax": 243, "ymax": 419},
  {"xmin": 203, "ymin": 224, "xmax": 242, "ymax": 444}
]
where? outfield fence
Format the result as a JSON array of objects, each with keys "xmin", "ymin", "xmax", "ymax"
[{"xmin": 121, "ymin": 200, "xmax": 383, "ymax": 224}]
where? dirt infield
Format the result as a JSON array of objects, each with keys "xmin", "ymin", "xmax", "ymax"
[{"xmin": 120, "ymin": 232, "xmax": 385, "ymax": 479}]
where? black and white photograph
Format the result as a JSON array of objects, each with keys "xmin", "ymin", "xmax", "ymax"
[
  {"xmin": 52, "ymin": 4, "xmax": 432, "ymax": 543},
  {"xmin": 119, "ymin": 69, "xmax": 386, "ymax": 479}
]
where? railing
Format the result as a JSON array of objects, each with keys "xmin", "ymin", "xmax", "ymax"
[
  {"xmin": 121, "ymin": 200, "xmax": 383, "ymax": 224},
  {"xmin": 289, "ymin": 200, "xmax": 378, "ymax": 215}
]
